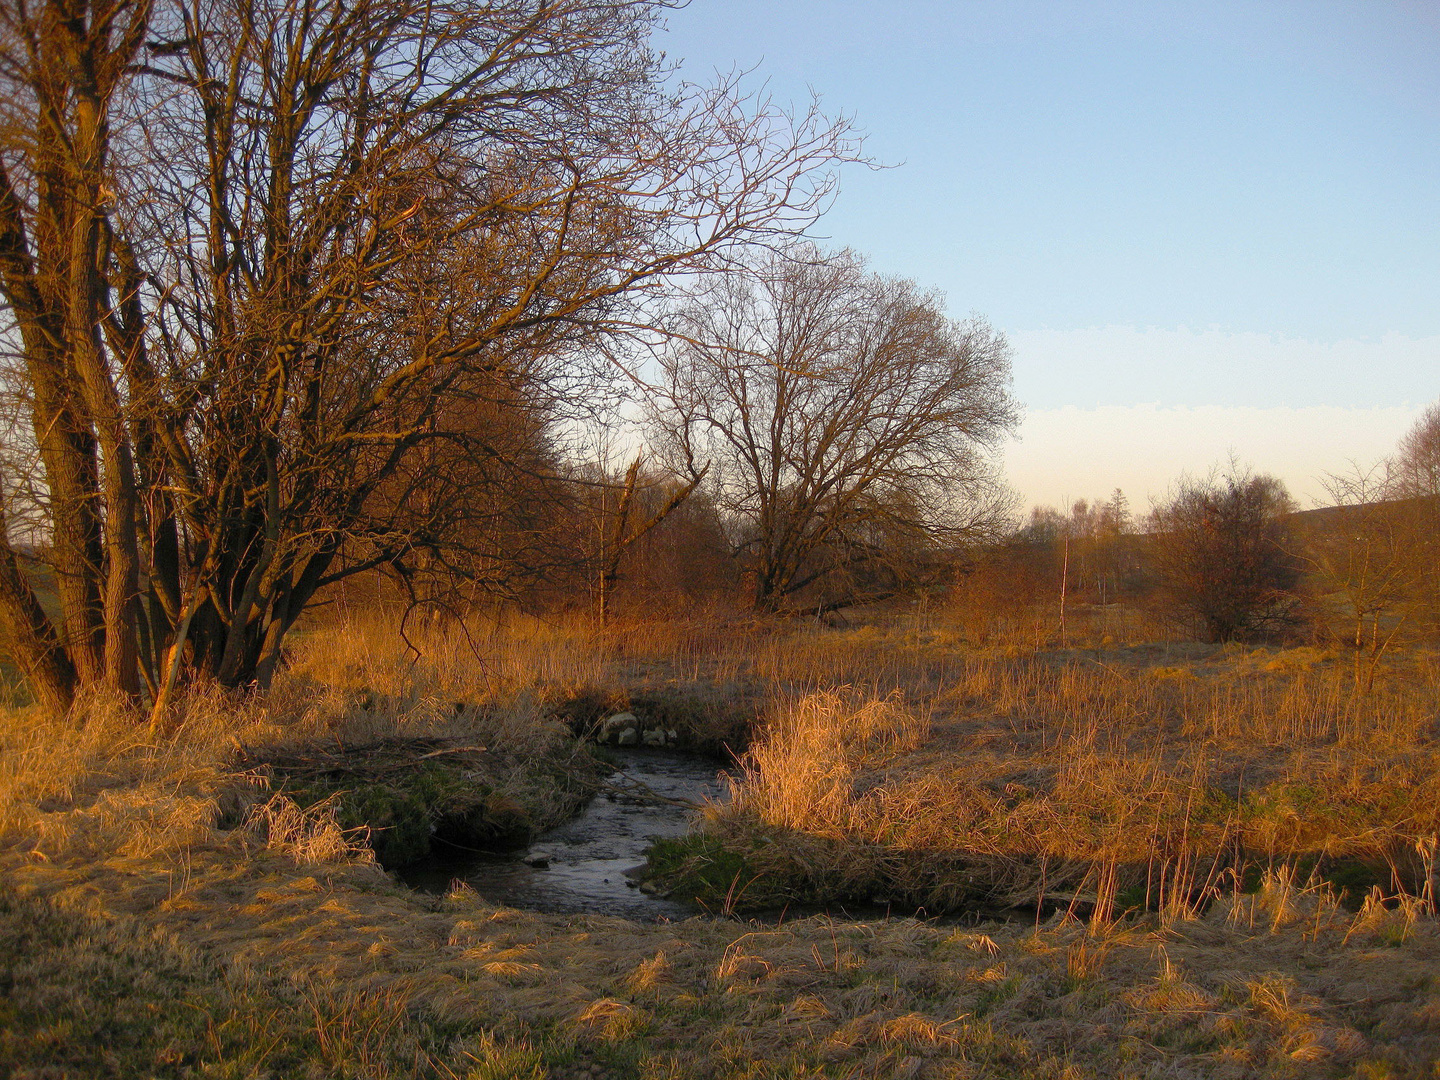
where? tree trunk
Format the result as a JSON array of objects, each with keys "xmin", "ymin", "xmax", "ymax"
[{"xmin": 0, "ymin": 541, "xmax": 76, "ymax": 715}]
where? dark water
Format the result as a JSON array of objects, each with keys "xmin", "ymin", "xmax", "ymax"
[{"xmin": 399, "ymin": 749, "xmax": 729, "ymax": 920}]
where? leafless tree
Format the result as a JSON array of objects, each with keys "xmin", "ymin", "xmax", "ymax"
[
  {"xmin": 1305, "ymin": 464, "xmax": 1427, "ymax": 689},
  {"xmin": 0, "ymin": 0, "xmax": 862, "ymax": 714},
  {"xmin": 1147, "ymin": 466, "xmax": 1301, "ymax": 643},
  {"xmin": 652, "ymin": 246, "xmax": 1018, "ymax": 613},
  {"xmin": 595, "ymin": 453, "xmax": 710, "ymax": 621},
  {"xmin": 1387, "ymin": 400, "xmax": 1440, "ymax": 636},
  {"xmin": 1394, "ymin": 401, "xmax": 1440, "ymax": 502},
  {"xmin": 0, "ymin": 0, "xmax": 152, "ymax": 712}
]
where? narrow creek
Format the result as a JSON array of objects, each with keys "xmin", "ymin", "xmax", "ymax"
[{"xmin": 398, "ymin": 749, "xmax": 729, "ymax": 920}]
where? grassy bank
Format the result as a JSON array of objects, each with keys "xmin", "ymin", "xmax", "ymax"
[
  {"xmin": 654, "ymin": 636, "xmax": 1440, "ymax": 920},
  {"xmin": 4, "ymin": 612, "xmax": 1440, "ymax": 1077}
]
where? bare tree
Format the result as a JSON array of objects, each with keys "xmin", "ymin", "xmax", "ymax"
[
  {"xmin": 0, "ymin": 0, "xmax": 152, "ymax": 711},
  {"xmin": 1394, "ymin": 401, "xmax": 1440, "ymax": 502},
  {"xmin": 1305, "ymin": 464, "xmax": 1426, "ymax": 689},
  {"xmin": 591, "ymin": 452, "xmax": 708, "ymax": 624},
  {"xmin": 0, "ymin": 0, "xmax": 862, "ymax": 714},
  {"xmin": 652, "ymin": 247, "xmax": 1018, "ymax": 613},
  {"xmin": 362, "ymin": 367, "xmax": 581, "ymax": 611},
  {"xmin": 1291, "ymin": 403, "xmax": 1440, "ymax": 683},
  {"xmin": 1147, "ymin": 466, "xmax": 1301, "ymax": 643},
  {"xmin": 1388, "ymin": 400, "xmax": 1440, "ymax": 637}
]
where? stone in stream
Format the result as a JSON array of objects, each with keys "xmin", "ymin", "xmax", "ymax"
[
  {"xmin": 640, "ymin": 728, "xmax": 666, "ymax": 747},
  {"xmin": 599, "ymin": 712, "xmax": 638, "ymax": 741},
  {"xmin": 616, "ymin": 726, "xmax": 639, "ymax": 746}
]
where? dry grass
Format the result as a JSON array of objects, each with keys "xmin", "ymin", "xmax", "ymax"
[
  {"xmin": 0, "ymin": 613, "xmax": 593, "ymax": 867},
  {"xmin": 693, "ymin": 629, "xmax": 1440, "ymax": 919},
  {"xmin": 734, "ymin": 690, "xmax": 928, "ymax": 835},
  {"xmin": 4, "ymin": 610, "xmax": 1440, "ymax": 1077},
  {"xmin": 6, "ymin": 853, "xmax": 1440, "ymax": 1077}
]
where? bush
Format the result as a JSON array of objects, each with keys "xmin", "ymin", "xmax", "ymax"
[{"xmin": 1148, "ymin": 469, "xmax": 1301, "ymax": 642}]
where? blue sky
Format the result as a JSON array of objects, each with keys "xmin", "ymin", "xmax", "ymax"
[{"xmin": 658, "ymin": 1, "xmax": 1439, "ymax": 507}]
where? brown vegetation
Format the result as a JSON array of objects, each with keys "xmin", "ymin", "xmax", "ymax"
[
  {"xmin": 4, "ymin": 613, "xmax": 1440, "ymax": 1076},
  {"xmin": 0, "ymin": 2, "xmax": 1436, "ymax": 1071},
  {"xmin": 692, "ymin": 630, "xmax": 1440, "ymax": 921},
  {"xmin": 1143, "ymin": 468, "xmax": 1301, "ymax": 643}
]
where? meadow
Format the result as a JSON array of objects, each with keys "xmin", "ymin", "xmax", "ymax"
[{"xmin": 3, "ymin": 609, "xmax": 1439, "ymax": 1078}]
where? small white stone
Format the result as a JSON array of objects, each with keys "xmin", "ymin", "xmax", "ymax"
[
  {"xmin": 601, "ymin": 711, "xmax": 638, "ymax": 736},
  {"xmin": 617, "ymin": 726, "xmax": 639, "ymax": 746}
]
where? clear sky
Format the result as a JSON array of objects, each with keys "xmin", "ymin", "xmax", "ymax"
[{"xmin": 658, "ymin": 0, "xmax": 1439, "ymax": 512}]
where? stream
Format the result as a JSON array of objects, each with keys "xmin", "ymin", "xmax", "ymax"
[{"xmin": 398, "ymin": 749, "xmax": 729, "ymax": 920}]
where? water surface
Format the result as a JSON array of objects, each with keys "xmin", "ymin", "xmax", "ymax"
[{"xmin": 399, "ymin": 749, "xmax": 728, "ymax": 920}]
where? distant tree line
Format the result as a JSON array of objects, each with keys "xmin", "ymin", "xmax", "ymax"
[
  {"xmin": 475, "ymin": 398, "xmax": 1440, "ymax": 673},
  {"xmin": 944, "ymin": 404, "xmax": 1440, "ymax": 658}
]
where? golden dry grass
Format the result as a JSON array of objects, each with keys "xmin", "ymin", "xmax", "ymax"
[
  {"xmin": 7, "ymin": 847, "xmax": 1440, "ymax": 1077},
  {"xmin": 0, "ymin": 610, "xmax": 607, "ymax": 866},
  {"xmin": 697, "ymin": 629, "xmax": 1440, "ymax": 919},
  {"xmin": 3, "ymin": 610, "xmax": 1440, "ymax": 1077}
]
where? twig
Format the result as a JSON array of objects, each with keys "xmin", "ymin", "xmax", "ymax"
[
  {"xmin": 414, "ymin": 745, "xmax": 488, "ymax": 760},
  {"xmin": 594, "ymin": 773, "xmax": 701, "ymax": 809}
]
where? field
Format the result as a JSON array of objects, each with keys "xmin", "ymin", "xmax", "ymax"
[{"xmin": 3, "ymin": 611, "xmax": 1440, "ymax": 1079}]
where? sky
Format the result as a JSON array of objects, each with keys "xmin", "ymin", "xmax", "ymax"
[{"xmin": 657, "ymin": 0, "xmax": 1440, "ymax": 513}]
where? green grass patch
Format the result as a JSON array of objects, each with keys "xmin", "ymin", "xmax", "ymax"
[{"xmin": 642, "ymin": 833, "xmax": 792, "ymax": 913}]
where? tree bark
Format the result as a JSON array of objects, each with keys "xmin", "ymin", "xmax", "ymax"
[{"xmin": 0, "ymin": 538, "xmax": 76, "ymax": 715}]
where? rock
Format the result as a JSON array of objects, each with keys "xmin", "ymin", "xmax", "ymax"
[
  {"xmin": 666, "ymin": 729, "xmax": 678, "ymax": 745},
  {"xmin": 522, "ymin": 853, "xmax": 550, "ymax": 869},
  {"xmin": 600, "ymin": 712, "xmax": 638, "ymax": 741},
  {"xmin": 616, "ymin": 726, "xmax": 639, "ymax": 746},
  {"xmin": 640, "ymin": 728, "xmax": 665, "ymax": 746}
]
